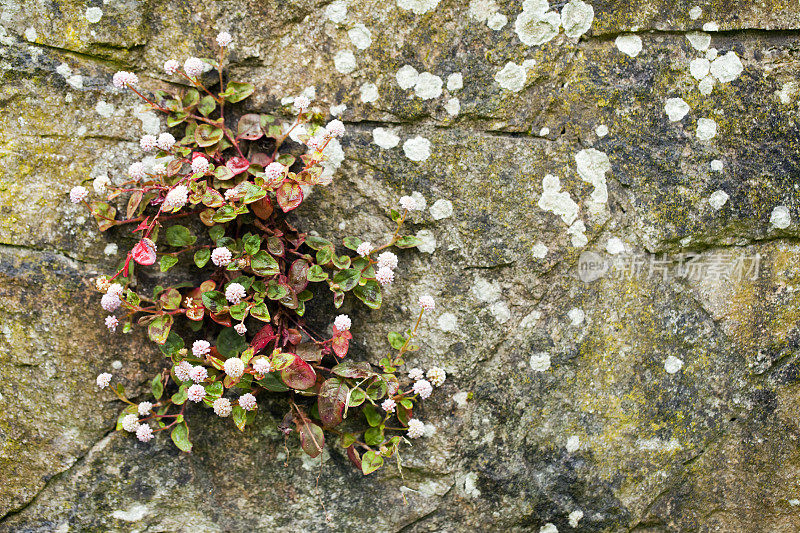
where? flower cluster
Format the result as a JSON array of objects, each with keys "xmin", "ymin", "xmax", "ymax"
[{"xmin": 80, "ymin": 34, "xmax": 443, "ymax": 475}]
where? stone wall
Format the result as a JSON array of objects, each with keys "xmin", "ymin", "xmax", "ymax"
[{"xmin": 2, "ymin": 0, "xmax": 800, "ymax": 531}]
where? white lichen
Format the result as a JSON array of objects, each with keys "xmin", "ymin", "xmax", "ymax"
[
  {"xmin": 529, "ymin": 352, "xmax": 551, "ymax": 372},
  {"xmin": 396, "ymin": 65, "xmax": 420, "ymax": 90},
  {"xmin": 397, "ymin": 0, "xmax": 441, "ymax": 15},
  {"xmin": 372, "ymin": 127, "xmax": 401, "ymax": 149},
  {"xmin": 686, "ymin": 31, "xmax": 711, "ymax": 51},
  {"xmin": 333, "ymin": 50, "xmax": 356, "ymax": 74},
  {"xmin": 414, "ymin": 72, "xmax": 444, "ymax": 99},
  {"xmin": 771, "ymin": 206, "xmax": 791, "ymax": 229},
  {"xmin": 615, "ymin": 34, "xmax": 642, "ymax": 57},
  {"xmin": 360, "ymin": 82, "xmax": 379, "ymax": 103},
  {"xmin": 696, "ymin": 118, "xmax": 717, "ymax": 141},
  {"xmin": 664, "ymin": 97, "xmax": 690, "ymax": 122},
  {"xmin": 348, "ymin": 24, "xmax": 372, "ymax": 49},
  {"xmin": 402, "ymin": 136, "xmax": 432, "ymax": 162},
  {"xmin": 560, "ymin": 0, "xmax": 594, "ymax": 39},
  {"xmin": 538, "ymin": 174, "xmax": 579, "ymax": 225},
  {"xmin": 708, "ymin": 190, "xmax": 729, "ymax": 210},
  {"xmin": 495, "ymin": 62, "xmax": 527, "ymax": 92},
  {"xmin": 444, "ymin": 97, "xmax": 460, "ymax": 116},
  {"xmin": 430, "ymin": 199, "xmax": 454, "ymax": 219},
  {"xmin": 664, "ymin": 355, "xmax": 683, "ymax": 374},
  {"xmin": 447, "ymin": 72, "xmax": 463, "ymax": 91}
]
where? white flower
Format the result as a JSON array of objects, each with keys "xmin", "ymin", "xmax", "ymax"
[
  {"xmin": 334, "ymin": 314, "xmax": 352, "ymax": 331},
  {"xmin": 211, "ymin": 247, "xmax": 233, "ymax": 267},
  {"xmin": 408, "ymin": 368, "xmax": 425, "ymax": 381},
  {"xmin": 164, "ymin": 59, "xmax": 180, "ymax": 75},
  {"xmin": 156, "ymin": 133, "xmax": 176, "ymax": 150},
  {"xmin": 252, "ymin": 357, "xmax": 272, "ymax": 375},
  {"xmin": 93, "ymin": 175, "xmax": 111, "ymax": 194},
  {"xmin": 381, "ymin": 398, "xmax": 396, "ymax": 413},
  {"xmin": 406, "ymin": 419, "xmax": 425, "ymax": 439},
  {"xmin": 191, "ymin": 156, "xmax": 210, "ymax": 174},
  {"xmin": 105, "ymin": 315, "xmax": 119, "ymax": 332},
  {"xmin": 187, "ymin": 384, "xmax": 206, "ymax": 402},
  {"xmin": 137, "ymin": 401, "xmax": 153, "ymax": 416},
  {"xmin": 234, "ymin": 323, "xmax": 247, "ymax": 335},
  {"xmin": 377, "ymin": 251, "xmax": 398, "ymax": 270},
  {"xmin": 216, "ymin": 31, "xmax": 232, "ymax": 47},
  {"xmin": 128, "ymin": 162, "xmax": 147, "ymax": 180},
  {"xmin": 413, "ymin": 379, "xmax": 433, "ymax": 399},
  {"xmin": 184, "ymin": 57, "xmax": 205, "ymax": 78},
  {"xmin": 96, "ymin": 372, "xmax": 112, "ymax": 389},
  {"xmin": 306, "ymin": 136, "xmax": 326, "ymax": 152},
  {"xmin": 140, "ymin": 135, "xmax": 157, "ymax": 152},
  {"xmin": 101, "ymin": 292, "xmax": 121, "ymax": 312},
  {"xmin": 69, "ymin": 186, "xmax": 88, "ymax": 204},
  {"xmin": 213, "ymin": 397, "xmax": 232, "ymax": 417},
  {"xmin": 112, "ymin": 71, "xmax": 138, "ymax": 88},
  {"xmin": 399, "ymin": 195, "xmax": 418, "ymax": 211},
  {"xmin": 136, "ymin": 424, "xmax": 154, "ymax": 442},
  {"xmin": 356, "ymin": 242, "xmax": 373, "ymax": 257},
  {"xmin": 224, "ymin": 357, "xmax": 245, "ymax": 379},
  {"xmin": 152, "ymin": 164, "xmax": 167, "ymax": 179},
  {"xmin": 174, "ymin": 360, "xmax": 193, "ymax": 381},
  {"xmin": 418, "ymin": 295, "xmax": 435, "ymax": 311},
  {"xmin": 107, "ymin": 283, "xmax": 124, "ymax": 297},
  {"xmin": 122, "ymin": 414, "xmax": 140, "ymax": 432},
  {"xmin": 427, "ymin": 367, "xmax": 446, "ymax": 387},
  {"xmin": 325, "ymin": 119, "xmax": 346, "ymax": 138},
  {"xmin": 294, "ymin": 95, "xmax": 311, "ymax": 111},
  {"xmin": 239, "ymin": 393, "xmax": 257, "ymax": 411},
  {"xmin": 375, "ymin": 266, "xmax": 394, "ymax": 286},
  {"xmin": 163, "ymin": 184, "xmax": 189, "ymax": 210},
  {"xmin": 189, "ymin": 365, "xmax": 208, "ymax": 383},
  {"xmin": 192, "ymin": 340, "xmax": 211, "ymax": 357},
  {"xmin": 225, "ymin": 283, "xmax": 246, "ymax": 304},
  {"xmin": 264, "ymin": 162, "xmax": 286, "ymax": 182}
]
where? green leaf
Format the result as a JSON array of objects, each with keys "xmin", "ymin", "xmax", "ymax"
[
  {"xmin": 223, "ymin": 81, "xmax": 255, "ymax": 103},
  {"xmin": 194, "ymin": 248, "xmax": 211, "ymax": 268},
  {"xmin": 331, "ymin": 361, "xmax": 374, "ymax": 378},
  {"xmin": 195, "ymin": 124, "xmax": 224, "ymax": 147},
  {"xmin": 209, "ymin": 225, "xmax": 225, "ymax": 243},
  {"xmin": 217, "ymin": 327, "xmax": 247, "ymax": 357},
  {"xmin": 387, "ymin": 332, "xmax": 406, "ymax": 350},
  {"xmin": 198, "ymin": 95, "xmax": 216, "ymax": 116},
  {"xmin": 297, "ymin": 419, "xmax": 325, "ymax": 458},
  {"xmin": 159, "ymin": 288, "xmax": 182, "ymax": 310},
  {"xmin": 364, "ymin": 425, "xmax": 384, "ymax": 446},
  {"xmin": 229, "ymin": 301, "xmax": 248, "ymax": 321},
  {"xmin": 158, "ymin": 331, "xmax": 184, "ymax": 357},
  {"xmin": 361, "ymin": 450, "xmax": 384, "ymax": 475},
  {"xmin": 182, "ymin": 88, "xmax": 199, "ymax": 108},
  {"xmin": 171, "ymin": 384, "xmax": 188, "ymax": 404},
  {"xmin": 277, "ymin": 153, "xmax": 295, "ymax": 167},
  {"xmin": 167, "ymin": 112, "xmax": 187, "ymax": 127},
  {"xmin": 395, "ymin": 235, "xmax": 423, "ymax": 248},
  {"xmin": 342, "ymin": 236, "xmax": 362, "ymax": 251},
  {"xmin": 243, "ymin": 234, "xmax": 261, "ymax": 256},
  {"xmin": 159, "ymin": 255, "xmax": 178, "ymax": 272},
  {"xmin": 307, "ymin": 264, "xmax": 328, "ymax": 282},
  {"xmin": 90, "ymin": 201, "xmax": 117, "ymax": 232},
  {"xmin": 171, "ymin": 423, "xmax": 193, "ymax": 452},
  {"xmin": 250, "ymin": 302, "xmax": 270, "ymax": 322},
  {"xmin": 204, "ymin": 380, "xmax": 224, "ymax": 400},
  {"xmin": 347, "ymin": 388, "xmax": 366, "ymax": 407},
  {"xmin": 266, "ymin": 280, "xmax": 288, "ymax": 300},
  {"xmin": 389, "ymin": 209, "xmax": 402, "ymax": 222},
  {"xmin": 166, "ymin": 225, "xmax": 196, "ymax": 247},
  {"xmin": 305, "ymin": 235, "xmax": 332, "ymax": 250},
  {"xmin": 237, "ymin": 114, "xmax": 263, "ymax": 140},
  {"xmin": 257, "ymin": 372, "xmax": 290, "ymax": 392},
  {"xmin": 366, "ymin": 379, "xmax": 387, "ymax": 400},
  {"xmin": 151, "ymin": 375, "xmax": 164, "ymax": 400},
  {"xmin": 148, "ymin": 314, "xmax": 173, "ymax": 345},
  {"xmin": 316, "ymin": 246, "xmax": 334, "ymax": 266},
  {"xmin": 232, "ymin": 405, "xmax": 247, "ymax": 431},
  {"xmin": 333, "ymin": 269, "xmax": 361, "ymax": 292},
  {"xmin": 251, "ymin": 250, "xmax": 279, "ymax": 276},
  {"xmin": 354, "ymin": 280, "xmax": 382, "ymax": 309},
  {"xmin": 363, "ymin": 404, "xmax": 382, "ymax": 427},
  {"xmin": 201, "ymin": 290, "xmax": 227, "ymax": 313},
  {"xmin": 400, "ymin": 399, "xmax": 413, "ymax": 409}
]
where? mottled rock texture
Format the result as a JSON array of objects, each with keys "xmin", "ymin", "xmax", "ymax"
[{"xmin": 2, "ymin": 0, "xmax": 800, "ymax": 531}]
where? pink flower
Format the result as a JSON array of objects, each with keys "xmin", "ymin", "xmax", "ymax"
[
  {"xmin": 187, "ymin": 384, "xmax": 206, "ymax": 402},
  {"xmin": 334, "ymin": 314, "xmax": 351, "ymax": 331},
  {"xmin": 213, "ymin": 397, "xmax": 232, "ymax": 417},
  {"xmin": 191, "ymin": 156, "xmax": 210, "ymax": 174},
  {"xmin": 325, "ymin": 119, "xmax": 346, "ymax": 138},
  {"xmin": 122, "ymin": 414, "xmax": 140, "ymax": 432},
  {"xmin": 413, "ymin": 379, "xmax": 433, "ymax": 399},
  {"xmin": 252, "ymin": 358, "xmax": 272, "ymax": 375},
  {"xmin": 105, "ymin": 315, "xmax": 119, "ymax": 332},
  {"xmin": 189, "ymin": 365, "xmax": 208, "ymax": 383},
  {"xmin": 211, "ymin": 247, "xmax": 232, "ymax": 267},
  {"xmin": 224, "ymin": 357, "xmax": 245, "ymax": 379},
  {"xmin": 184, "ymin": 57, "xmax": 205, "ymax": 78},
  {"xmin": 356, "ymin": 242, "xmax": 373, "ymax": 257},
  {"xmin": 239, "ymin": 393, "xmax": 257, "ymax": 411},
  {"xmin": 294, "ymin": 95, "xmax": 311, "ymax": 111},
  {"xmin": 234, "ymin": 323, "xmax": 247, "ymax": 335},
  {"xmin": 101, "ymin": 292, "xmax": 121, "ymax": 312},
  {"xmin": 377, "ymin": 251, "xmax": 398, "ymax": 270},
  {"xmin": 112, "ymin": 71, "xmax": 138, "ymax": 88},
  {"xmin": 156, "ymin": 133, "xmax": 175, "ymax": 150},
  {"xmin": 175, "ymin": 361, "xmax": 193, "ymax": 381},
  {"xmin": 381, "ymin": 398, "xmax": 396, "ymax": 413},
  {"xmin": 128, "ymin": 162, "xmax": 147, "ymax": 180},
  {"xmin": 164, "ymin": 60, "xmax": 180, "ymax": 75},
  {"xmin": 427, "ymin": 367, "xmax": 446, "ymax": 387},
  {"xmin": 264, "ymin": 162, "xmax": 285, "ymax": 182},
  {"xmin": 163, "ymin": 185, "xmax": 189, "ymax": 211},
  {"xmin": 399, "ymin": 195, "xmax": 418, "ymax": 211},
  {"xmin": 408, "ymin": 368, "xmax": 424, "ymax": 381},
  {"xmin": 138, "ymin": 401, "xmax": 153, "ymax": 416},
  {"xmin": 96, "ymin": 372, "xmax": 112, "ymax": 389},
  {"xmin": 192, "ymin": 340, "xmax": 211, "ymax": 357},
  {"xmin": 136, "ymin": 424, "xmax": 154, "ymax": 442},
  {"xmin": 418, "ymin": 295, "xmax": 435, "ymax": 311},
  {"xmin": 225, "ymin": 283, "xmax": 246, "ymax": 304},
  {"xmin": 375, "ymin": 266, "xmax": 394, "ymax": 286},
  {"xmin": 406, "ymin": 419, "xmax": 425, "ymax": 439},
  {"xmin": 216, "ymin": 31, "xmax": 232, "ymax": 47},
  {"xmin": 70, "ymin": 186, "xmax": 88, "ymax": 204},
  {"xmin": 140, "ymin": 135, "xmax": 157, "ymax": 152}
]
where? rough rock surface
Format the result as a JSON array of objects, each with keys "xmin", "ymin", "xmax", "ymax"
[{"xmin": 2, "ymin": 0, "xmax": 800, "ymax": 531}]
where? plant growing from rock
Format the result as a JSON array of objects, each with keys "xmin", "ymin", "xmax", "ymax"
[{"xmin": 73, "ymin": 32, "xmax": 445, "ymax": 475}]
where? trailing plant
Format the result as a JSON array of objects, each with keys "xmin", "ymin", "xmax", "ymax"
[{"xmin": 74, "ymin": 32, "xmax": 446, "ymax": 475}]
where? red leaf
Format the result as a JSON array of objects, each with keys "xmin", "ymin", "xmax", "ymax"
[
  {"xmin": 134, "ymin": 218, "xmax": 150, "ymax": 232},
  {"xmin": 226, "ymin": 156, "xmax": 250, "ymax": 176},
  {"xmin": 252, "ymin": 197, "xmax": 273, "ymax": 220},
  {"xmin": 276, "ymin": 180, "xmax": 303, "ymax": 212},
  {"xmin": 318, "ymin": 378, "xmax": 349, "ymax": 428},
  {"xmin": 132, "ymin": 238, "xmax": 157, "ymax": 266},
  {"xmin": 347, "ymin": 445, "xmax": 362, "ymax": 470},
  {"xmin": 288, "ymin": 259, "xmax": 310, "ymax": 293},
  {"xmin": 295, "ymin": 417, "xmax": 324, "ymax": 458},
  {"xmin": 209, "ymin": 311, "xmax": 232, "ymax": 327},
  {"xmin": 331, "ymin": 328, "xmax": 352, "ymax": 358},
  {"xmin": 280, "ymin": 356, "xmax": 317, "ymax": 390},
  {"xmin": 251, "ymin": 323, "xmax": 276, "ymax": 353},
  {"xmin": 250, "ymin": 153, "xmax": 271, "ymax": 166}
]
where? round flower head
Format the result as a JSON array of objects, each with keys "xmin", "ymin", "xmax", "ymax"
[
  {"xmin": 225, "ymin": 283, "xmax": 246, "ymax": 304},
  {"xmin": 334, "ymin": 314, "xmax": 352, "ymax": 331},
  {"xmin": 189, "ymin": 365, "xmax": 208, "ymax": 384},
  {"xmin": 427, "ymin": 367, "xmax": 446, "ymax": 387},
  {"xmin": 224, "ymin": 357, "xmax": 245, "ymax": 379},
  {"xmin": 105, "ymin": 315, "xmax": 119, "ymax": 332},
  {"xmin": 213, "ymin": 397, "xmax": 232, "ymax": 417},
  {"xmin": 191, "ymin": 156, "xmax": 210, "ymax": 175},
  {"xmin": 413, "ymin": 379, "xmax": 433, "ymax": 399},
  {"xmin": 325, "ymin": 119, "xmax": 346, "ymax": 138},
  {"xmin": 163, "ymin": 184, "xmax": 189, "ymax": 211},
  {"xmin": 252, "ymin": 357, "xmax": 272, "ymax": 375},
  {"xmin": 156, "ymin": 132, "xmax": 176, "ymax": 150},
  {"xmin": 93, "ymin": 175, "xmax": 111, "ymax": 194},
  {"xmin": 418, "ymin": 295, "xmax": 435, "ymax": 312},
  {"xmin": 294, "ymin": 95, "xmax": 311, "ymax": 111},
  {"xmin": 239, "ymin": 393, "xmax": 257, "ymax": 411},
  {"xmin": 375, "ymin": 266, "xmax": 394, "ymax": 286},
  {"xmin": 408, "ymin": 368, "xmax": 425, "ymax": 381},
  {"xmin": 264, "ymin": 162, "xmax": 286, "ymax": 182},
  {"xmin": 112, "ymin": 71, "xmax": 138, "ymax": 88},
  {"xmin": 152, "ymin": 163, "xmax": 167, "ymax": 177},
  {"xmin": 101, "ymin": 292, "xmax": 122, "ymax": 312},
  {"xmin": 96, "ymin": 372, "xmax": 112, "ymax": 389},
  {"xmin": 234, "ymin": 323, "xmax": 247, "ymax": 336},
  {"xmin": 136, "ymin": 424, "xmax": 154, "ymax": 442},
  {"xmin": 381, "ymin": 398, "xmax": 396, "ymax": 413},
  {"xmin": 187, "ymin": 384, "xmax": 206, "ymax": 402},
  {"xmin": 95, "ymin": 276, "xmax": 111, "ymax": 292},
  {"xmin": 211, "ymin": 247, "xmax": 233, "ymax": 267},
  {"xmin": 137, "ymin": 401, "xmax": 153, "ymax": 416},
  {"xmin": 107, "ymin": 283, "xmax": 124, "ymax": 297},
  {"xmin": 216, "ymin": 31, "xmax": 232, "ymax": 47},
  {"xmin": 406, "ymin": 419, "xmax": 425, "ymax": 439},
  {"xmin": 140, "ymin": 135, "xmax": 157, "ymax": 152},
  {"xmin": 192, "ymin": 339, "xmax": 211, "ymax": 357},
  {"xmin": 399, "ymin": 195, "xmax": 418, "ymax": 211},
  {"xmin": 122, "ymin": 414, "xmax": 140, "ymax": 433},
  {"xmin": 69, "ymin": 185, "xmax": 88, "ymax": 204},
  {"xmin": 174, "ymin": 360, "xmax": 193, "ymax": 382},
  {"xmin": 377, "ymin": 251, "xmax": 398, "ymax": 270},
  {"xmin": 164, "ymin": 59, "xmax": 180, "ymax": 75},
  {"xmin": 128, "ymin": 162, "xmax": 147, "ymax": 180},
  {"xmin": 356, "ymin": 242, "xmax": 373, "ymax": 257},
  {"xmin": 184, "ymin": 57, "xmax": 205, "ymax": 78},
  {"xmin": 306, "ymin": 136, "xmax": 325, "ymax": 152}
]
